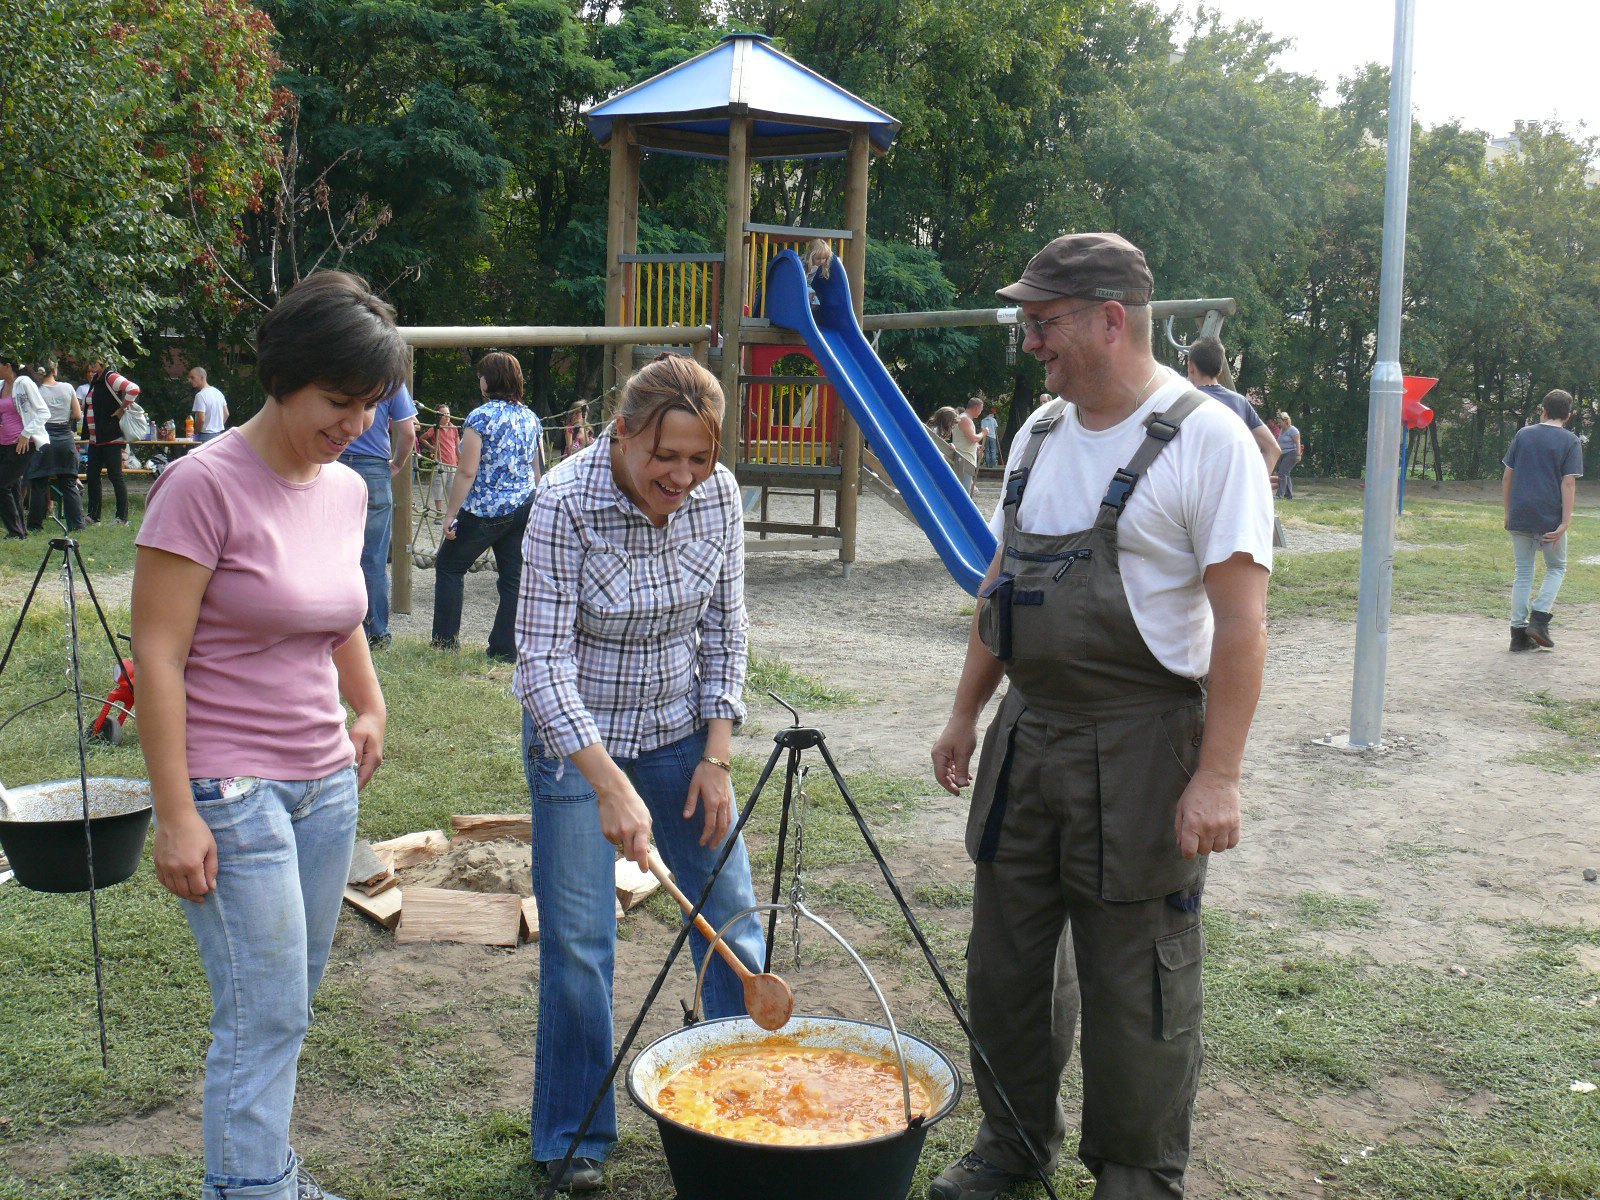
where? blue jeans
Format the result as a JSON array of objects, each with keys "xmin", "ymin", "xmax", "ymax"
[
  {"xmin": 984, "ymin": 433, "xmax": 999, "ymax": 468},
  {"xmin": 180, "ymin": 768, "xmax": 359, "ymax": 1199},
  {"xmin": 343, "ymin": 454, "xmax": 393, "ymax": 640},
  {"xmin": 431, "ymin": 500, "xmax": 531, "ymax": 659},
  {"xmin": 1510, "ymin": 531, "xmax": 1567, "ymax": 625},
  {"xmin": 196, "ymin": 430, "xmax": 223, "ymax": 444},
  {"xmin": 522, "ymin": 717, "xmax": 765, "ymax": 1163}
]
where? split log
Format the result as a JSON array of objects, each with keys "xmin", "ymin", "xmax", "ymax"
[
  {"xmin": 356, "ymin": 869, "xmax": 399, "ymax": 898},
  {"xmin": 520, "ymin": 896, "xmax": 540, "ymax": 943},
  {"xmin": 451, "ymin": 814, "xmax": 533, "ymax": 844},
  {"xmin": 343, "ymin": 885, "xmax": 403, "ymax": 930},
  {"xmin": 371, "ymin": 830, "xmax": 448, "ymax": 870},
  {"xmin": 346, "ymin": 840, "xmax": 390, "ymax": 887},
  {"xmin": 615, "ymin": 857, "xmax": 663, "ymax": 911},
  {"xmin": 395, "ymin": 887, "xmax": 522, "ymax": 947}
]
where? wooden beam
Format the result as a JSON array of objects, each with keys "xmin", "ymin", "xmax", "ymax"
[
  {"xmin": 603, "ymin": 122, "xmax": 630, "ymax": 399},
  {"xmin": 838, "ymin": 128, "xmax": 870, "ymax": 575},
  {"xmin": 615, "ymin": 857, "xmax": 662, "ymax": 911},
  {"xmin": 395, "ymin": 887, "xmax": 523, "ymax": 947},
  {"xmin": 719, "ymin": 116, "xmax": 752, "ymax": 468},
  {"xmin": 402, "ymin": 325, "xmax": 712, "ymax": 349},
  {"xmin": 616, "ymin": 136, "xmax": 642, "ymax": 395},
  {"xmin": 451, "ymin": 814, "xmax": 532, "ymax": 844},
  {"xmin": 520, "ymin": 896, "xmax": 540, "ymax": 943}
]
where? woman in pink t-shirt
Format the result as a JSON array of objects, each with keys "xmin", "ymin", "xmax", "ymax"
[{"xmin": 132, "ymin": 271, "xmax": 410, "ymax": 1200}]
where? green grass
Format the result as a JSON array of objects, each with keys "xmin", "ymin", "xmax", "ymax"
[
  {"xmin": 1293, "ymin": 890, "xmax": 1383, "ymax": 930},
  {"xmin": 0, "ymin": 491, "xmax": 148, "ymax": 584},
  {"xmin": 1522, "ymin": 690, "xmax": 1600, "ymax": 769},
  {"xmin": 746, "ymin": 650, "xmax": 856, "ymax": 711},
  {"xmin": 1269, "ymin": 493, "xmax": 1600, "ymax": 619}
]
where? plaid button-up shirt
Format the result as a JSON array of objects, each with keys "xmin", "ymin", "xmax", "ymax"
[{"xmin": 514, "ymin": 435, "xmax": 748, "ymax": 761}]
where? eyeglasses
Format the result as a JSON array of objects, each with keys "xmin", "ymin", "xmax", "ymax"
[{"xmin": 1019, "ymin": 301, "xmax": 1105, "ymax": 340}]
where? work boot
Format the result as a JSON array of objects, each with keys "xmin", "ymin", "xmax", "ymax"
[
  {"xmin": 1510, "ymin": 626, "xmax": 1536, "ymax": 652},
  {"xmin": 1528, "ymin": 610, "xmax": 1555, "ymax": 649},
  {"xmin": 541, "ymin": 1157, "xmax": 605, "ymax": 1194},
  {"xmin": 928, "ymin": 1151, "xmax": 1026, "ymax": 1200}
]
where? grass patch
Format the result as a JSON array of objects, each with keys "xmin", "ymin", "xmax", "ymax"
[
  {"xmin": 1524, "ymin": 690, "xmax": 1600, "ymax": 761},
  {"xmin": 1269, "ymin": 492, "xmax": 1600, "ymax": 619},
  {"xmin": 1293, "ymin": 890, "xmax": 1382, "ymax": 930},
  {"xmin": 0, "ymin": 490, "xmax": 148, "ymax": 584},
  {"xmin": 746, "ymin": 650, "xmax": 856, "ymax": 711}
]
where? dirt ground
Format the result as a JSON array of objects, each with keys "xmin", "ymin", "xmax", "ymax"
[{"xmin": 15, "ymin": 479, "xmax": 1599, "ymax": 1197}]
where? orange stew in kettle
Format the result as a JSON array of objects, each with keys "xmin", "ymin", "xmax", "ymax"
[{"xmin": 654, "ymin": 1039, "xmax": 932, "ymax": 1146}]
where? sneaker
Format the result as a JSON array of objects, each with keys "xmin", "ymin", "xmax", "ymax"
[
  {"xmin": 296, "ymin": 1164, "xmax": 348, "ymax": 1200},
  {"xmin": 112, "ymin": 518, "xmax": 130, "ymax": 526},
  {"xmin": 1528, "ymin": 610, "xmax": 1555, "ymax": 649},
  {"xmin": 1510, "ymin": 626, "xmax": 1536, "ymax": 653},
  {"xmin": 928, "ymin": 1151, "xmax": 1025, "ymax": 1200},
  {"xmin": 540, "ymin": 1157, "xmax": 605, "ymax": 1194}
]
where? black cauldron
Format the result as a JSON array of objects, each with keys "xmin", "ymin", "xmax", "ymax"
[
  {"xmin": 628, "ymin": 1015, "xmax": 961, "ymax": 1200},
  {"xmin": 0, "ymin": 777, "xmax": 152, "ymax": 892}
]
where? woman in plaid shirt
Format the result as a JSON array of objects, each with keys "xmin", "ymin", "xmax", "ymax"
[{"xmin": 514, "ymin": 354, "xmax": 764, "ymax": 1193}]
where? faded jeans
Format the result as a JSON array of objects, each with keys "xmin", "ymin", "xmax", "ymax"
[
  {"xmin": 1510, "ymin": 531, "xmax": 1567, "ymax": 626},
  {"xmin": 181, "ymin": 767, "xmax": 359, "ymax": 1200},
  {"xmin": 523, "ymin": 716, "xmax": 765, "ymax": 1163},
  {"xmin": 342, "ymin": 454, "xmax": 393, "ymax": 641}
]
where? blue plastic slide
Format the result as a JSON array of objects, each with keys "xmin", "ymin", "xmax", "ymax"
[{"xmin": 764, "ymin": 250, "xmax": 997, "ymax": 596}]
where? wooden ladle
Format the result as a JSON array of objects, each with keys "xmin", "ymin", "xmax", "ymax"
[{"xmin": 646, "ymin": 849, "xmax": 795, "ymax": 1031}]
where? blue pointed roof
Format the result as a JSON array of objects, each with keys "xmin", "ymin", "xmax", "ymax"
[{"xmin": 584, "ymin": 33, "xmax": 899, "ymax": 161}]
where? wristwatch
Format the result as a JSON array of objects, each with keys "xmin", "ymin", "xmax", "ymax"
[{"xmin": 700, "ymin": 754, "xmax": 732, "ymax": 772}]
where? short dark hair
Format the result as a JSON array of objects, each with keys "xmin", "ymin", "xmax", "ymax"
[
  {"xmin": 1543, "ymin": 389, "xmax": 1573, "ymax": 421},
  {"xmin": 255, "ymin": 271, "xmax": 410, "ymax": 404},
  {"xmin": 476, "ymin": 351, "xmax": 524, "ymax": 403},
  {"xmin": 1187, "ymin": 337, "xmax": 1226, "ymax": 380}
]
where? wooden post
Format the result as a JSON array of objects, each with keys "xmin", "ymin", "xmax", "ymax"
[
  {"xmin": 602, "ymin": 124, "xmax": 630, "ymax": 400},
  {"xmin": 615, "ymin": 135, "xmax": 642, "ymax": 397},
  {"xmin": 838, "ymin": 129, "xmax": 871, "ymax": 574},
  {"xmin": 391, "ymin": 345, "xmax": 416, "ymax": 615},
  {"xmin": 718, "ymin": 116, "xmax": 752, "ymax": 468}
]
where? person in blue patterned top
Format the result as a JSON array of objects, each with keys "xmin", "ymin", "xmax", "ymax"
[
  {"xmin": 513, "ymin": 353, "xmax": 763, "ymax": 1194},
  {"xmin": 431, "ymin": 351, "xmax": 543, "ymax": 660}
]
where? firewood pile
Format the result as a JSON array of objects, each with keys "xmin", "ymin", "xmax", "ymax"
[{"xmin": 342, "ymin": 814, "xmax": 664, "ymax": 947}]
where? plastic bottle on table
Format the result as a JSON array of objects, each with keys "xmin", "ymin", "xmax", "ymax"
[{"xmin": 185, "ymin": 416, "xmax": 194, "ymax": 438}]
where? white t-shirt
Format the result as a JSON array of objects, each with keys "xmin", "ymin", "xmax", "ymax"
[
  {"xmin": 989, "ymin": 370, "xmax": 1273, "ymax": 679},
  {"xmin": 192, "ymin": 385, "xmax": 228, "ymax": 433}
]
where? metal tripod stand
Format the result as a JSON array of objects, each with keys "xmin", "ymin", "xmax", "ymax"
[
  {"xmin": 543, "ymin": 697, "xmax": 1060, "ymax": 1200},
  {"xmin": 0, "ymin": 535, "xmax": 133, "ymax": 1068}
]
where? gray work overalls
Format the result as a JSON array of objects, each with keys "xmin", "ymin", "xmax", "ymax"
[{"xmin": 967, "ymin": 392, "xmax": 1209, "ymax": 1199}]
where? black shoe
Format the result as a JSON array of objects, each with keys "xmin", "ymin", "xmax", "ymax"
[
  {"xmin": 541, "ymin": 1157, "xmax": 604, "ymax": 1194},
  {"xmin": 1510, "ymin": 626, "xmax": 1536, "ymax": 653},
  {"xmin": 430, "ymin": 636, "xmax": 459, "ymax": 651},
  {"xmin": 1528, "ymin": 610, "xmax": 1555, "ymax": 649},
  {"xmin": 367, "ymin": 633, "xmax": 392, "ymax": 650},
  {"xmin": 928, "ymin": 1151, "xmax": 1026, "ymax": 1200}
]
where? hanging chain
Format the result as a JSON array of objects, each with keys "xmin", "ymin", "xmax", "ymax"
[{"xmin": 787, "ymin": 762, "xmax": 810, "ymax": 969}]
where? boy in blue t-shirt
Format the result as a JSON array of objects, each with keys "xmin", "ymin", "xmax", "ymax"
[{"xmin": 1503, "ymin": 389, "xmax": 1583, "ymax": 651}]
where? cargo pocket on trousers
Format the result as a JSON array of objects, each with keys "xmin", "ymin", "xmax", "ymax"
[
  {"xmin": 1154, "ymin": 922, "xmax": 1206, "ymax": 1041},
  {"xmin": 965, "ymin": 692, "xmax": 1024, "ymax": 863}
]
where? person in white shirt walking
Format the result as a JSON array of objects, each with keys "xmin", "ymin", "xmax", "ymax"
[{"xmin": 189, "ymin": 367, "xmax": 230, "ymax": 443}]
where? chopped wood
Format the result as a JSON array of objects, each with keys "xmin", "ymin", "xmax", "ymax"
[
  {"xmin": 343, "ymin": 885, "xmax": 403, "ymax": 930},
  {"xmin": 616, "ymin": 896, "xmax": 625, "ymax": 921},
  {"xmin": 520, "ymin": 896, "xmax": 540, "ymax": 943},
  {"xmin": 356, "ymin": 869, "xmax": 399, "ymax": 898},
  {"xmin": 346, "ymin": 840, "xmax": 390, "ymax": 887},
  {"xmin": 615, "ymin": 857, "xmax": 663, "ymax": 911},
  {"xmin": 451, "ymin": 814, "xmax": 532, "ymax": 844},
  {"xmin": 371, "ymin": 829, "xmax": 448, "ymax": 869},
  {"xmin": 395, "ymin": 887, "xmax": 522, "ymax": 947}
]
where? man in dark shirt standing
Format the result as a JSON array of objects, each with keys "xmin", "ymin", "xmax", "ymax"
[
  {"xmin": 1504, "ymin": 389, "xmax": 1583, "ymax": 652},
  {"xmin": 1185, "ymin": 337, "xmax": 1278, "ymax": 477}
]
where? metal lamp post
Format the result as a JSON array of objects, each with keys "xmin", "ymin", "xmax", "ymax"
[{"xmin": 1348, "ymin": 0, "xmax": 1419, "ymax": 750}]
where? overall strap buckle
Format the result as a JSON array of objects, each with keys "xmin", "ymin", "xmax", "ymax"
[{"xmin": 1100, "ymin": 468, "xmax": 1140, "ymax": 513}]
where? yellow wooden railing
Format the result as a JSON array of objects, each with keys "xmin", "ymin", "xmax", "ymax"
[
  {"xmin": 741, "ymin": 374, "xmax": 836, "ymax": 467},
  {"xmin": 620, "ymin": 254, "xmax": 723, "ymax": 333}
]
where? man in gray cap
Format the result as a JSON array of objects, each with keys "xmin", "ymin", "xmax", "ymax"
[{"xmin": 928, "ymin": 232, "xmax": 1273, "ymax": 1199}]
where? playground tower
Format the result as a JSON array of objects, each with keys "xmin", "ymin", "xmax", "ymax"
[{"xmin": 584, "ymin": 33, "xmax": 900, "ymax": 568}]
